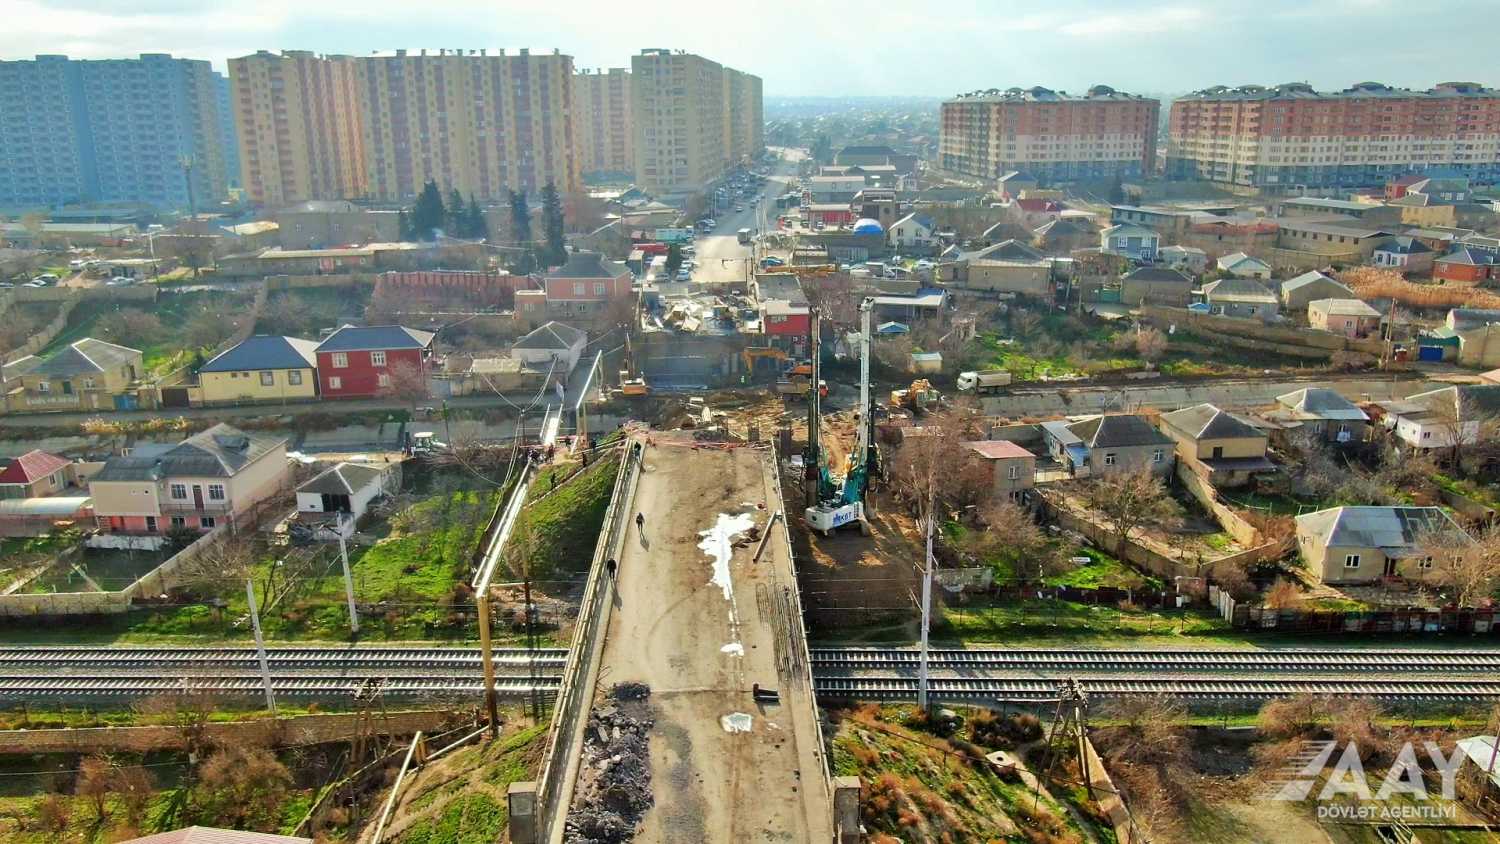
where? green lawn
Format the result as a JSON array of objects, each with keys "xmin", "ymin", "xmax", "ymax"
[
  {"xmin": 1043, "ymin": 547, "xmax": 1162, "ymax": 590},
  {"xmin": 508, "ymin": 454, "xmax": 621, "ymax": 592},
  {"xmin": 1432, "ymin": 471, "xmax": 1500, "ymax": 510}
]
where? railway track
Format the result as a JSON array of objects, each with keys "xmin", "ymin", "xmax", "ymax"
[{"xmin": 5, "ymin": 645, "xmax": 1500, "ymax": 701}]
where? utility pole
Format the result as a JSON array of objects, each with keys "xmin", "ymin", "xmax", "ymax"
[
  {"xmin": 918, "ymin": 500, "xmax": 934, "ymax": 711},
  {"xmin": 477, "ymin": 588, "xmax": 500, "ymax": 735},
  {"xmin": 804, "ymin": 309, "xmax": 822, "ymax": 511},
  {"xmin": 180, "ymin": 154, "xmax": 200, "ymax": 278},
  {"xmin": 245, "ymin": 578, "xmax": 276, "ymax": 714},
  {"xmin": 337, "ymin": 514, "xmax": 360, "ymax": 635}
]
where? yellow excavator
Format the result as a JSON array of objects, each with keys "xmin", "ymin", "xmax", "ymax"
[{"xmin": 890, "ymin": 379, "xmax": 939, "ymax": 414}]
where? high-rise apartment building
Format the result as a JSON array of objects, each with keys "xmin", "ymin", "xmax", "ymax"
[
  {"xmin": 939, "ymin": 85, "xmax": 1159, "ymax": 182},
  {"xmin": 228, "ymin": 50, "xmax": 366, "ymax": 206},
  {"xmin": 358, "ymin": 48, "xmax": 579, "ymax": 202},
  {"xmin": 214, "ymin": 73, "xmax": 241, "ymax": 191},
  {"xmin": 574, "ymin": 68, "xmax": 634, "ymax": 177},
  {"xmin": 1167, "ymin": 82, "xmax": 1500, "ymax": 190},
  {"xmin": 632, "ymin": 50, "xmax": 763, "ymax": 195},
  {"xmin": 0, "ymin": 53, "xmax": 226, "ymax": 208}
]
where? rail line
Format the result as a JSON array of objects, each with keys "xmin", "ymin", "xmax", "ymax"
[{"xmin": 5, "ymin": 646, "xmax": 1500, "ymax": 701}]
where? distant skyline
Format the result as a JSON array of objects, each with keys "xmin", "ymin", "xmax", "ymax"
[{"xmin": 4, "ymin": 0, "xmax": 1497, "ymax": 98}]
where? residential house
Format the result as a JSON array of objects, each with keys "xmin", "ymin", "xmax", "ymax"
[
  {"xmin": 888, "ymin": 213, "xmax": 937, "ymax": 253},
  {"xmin": 873, "ymin": 289, "xmax": 947, "ymax": 324},
  {"xmin": 2, "ymin": 338, "xmax": 142, "ymax": 414},
  {"xmin": 1007, "ymin": 198, "xmax": 1063, "ymax": 229},
  {"xmin": 1371, "ymin": 236, "xmax": 1435, "ymax": 274},
  {"xmin": 1099, "ymin": 223, "xmax": 1160, "ymax": 262},
  {"xmin": 964, "ymin": 440, "xmax": 1036, "ymax": 502},
  {"xmin": 1042, "ymin": 414, "xmax": 1174, "ymax": 478},
  {"xmin": 196, "ymin": 336, "xmax": 319, "ymax": 405},
  {"xmin": 1275, "ymin": 217, "xmax": 1397, "ymax": 264},
  {"xmin": 1389, "ymin": 192, "xmax": 1457, "ymax": 228},
  {"xmin": 995, "ymin": 170, "xmax": 1039, "ymax": 199},
  {"xmin": 314, "ymin": 325, "xmax": 435, "ymax": 400},
  {"xmin": 0, "ymin": 450, "xmax": 75, "ymax": 499},
  {"xmin": 89, "ymin": 424, "xmax": 289, "ymax": 538},
  {"xmin": 542, "ymin": 251, "xmax": 634, "ymax": 319},
  {"xmin": 1274, "ymin": 387, "xmax": 1369, "ymax": 444},
  {"xmin": 940, "ymin": 240, "xmax": 1053, "ymax": 298},
  {"xmin": 806, "ymin": 176, "xmax": 865, "ymax": 204},
  {"xmin": 1280, "ymin": 271, "xmax": 1353, "ymax": 311},
  {"xmin": 295, "ymin": 461, "xmax": 397, "ymax": 538},
  {"xmin": 1158, "ymin": 403, "xmax": 1275, "ymax": 488},
  {"xmin": 219, "ymin": 221, "xmax": 281, "ymax": 252},
  {"xmin": 1308, "ymin": 299, "xmax": 1382, "ymax": 338},
  {"xmin": 1120, "ymin": 266, "xmax": 1193, "ymax": 306},
  {"xmin": 1216, "ymin": 251, "xmax": 1272, "ymax": 280},
  {"xmin": 980, "ymin": 219, "xmax": 1033, "ymax": 246},
  {"xmin": 1202, "ymin": 277, "xmax": 1279, "ymax": 320},
  {"xmin": 1295, "ymin": 505, "xmax": 1467, "ymax": 584},
  {"xmin": 1455, "ymin": 325, "xmax": 1500, "ymax": 368},
  {"xmin": 1447, "ymin": 309, "xmax": 1500, "ymax": 332},
  {"xmin": 1275, "ymin": 198, "xmax": 1401, "ymax": 225},
  {"xmin": 1032, "ymin": 218, "xmax": 1095, "ymax": 255},
  {"xmin": 1158, "ymin": 245, "xmax": 1208, "ymax": 275},
  {"xmin": 1432, "ymin": 247, "xmax": 1498, "ymax": 284},
  {"xmin": 511, "ymin": 321, "xmax": 588, "ymax": 378},
  {"xmin": 1378, "ymin": 385, "xmax": 1500, "ymax": 452}
]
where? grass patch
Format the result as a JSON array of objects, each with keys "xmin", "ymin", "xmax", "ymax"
[
  {"xmin": 508, "ymin": 454, "xmax": 621, "ymax": 590},
  {"xmin": 1043, "ymin": 547, "xmax": 1162, "ymax": 590},
  {"xmin": 39, "ymin": 291, "xmax": 255, "ymax": 377},
  {"xmin": 1432, "ymin": 472, "xmax": 1500, "ymax": 510},
  {"xmin": 938, "ymin": 597, "xmax": 1230, "ymax": 640}
]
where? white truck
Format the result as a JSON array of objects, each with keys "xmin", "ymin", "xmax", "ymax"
[{"xmin": 957, "ymin": 370, "xmax": 1012, "ymax": 394}]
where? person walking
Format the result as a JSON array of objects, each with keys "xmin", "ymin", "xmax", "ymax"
[{"xmin": 635, "ymin": 512, "xmax": 645, "ymax": 531}]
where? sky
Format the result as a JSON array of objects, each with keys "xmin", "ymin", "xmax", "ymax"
[{"xmin": 3, "ymin": 0, "xmax": 1496, "ymax": 98}]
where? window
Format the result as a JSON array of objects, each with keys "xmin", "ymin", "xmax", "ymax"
[
  {"xmin": 378, "ymin": 373, "xmax": 392, "ymax": 388},
  {"xmin": 208, "ymin": 484, "xmax": 225, "ymax": 501},
  {"xmin": 331, "ymin": 352, "xmax": 348, "ymax": 368},
  {"xmin": 260, "ymin": 371, "xmax": 274, "ymax": 386},
  {"xmin": 1104, "ymin": 453, "xmax": 1117, "ymax": 466},
  {"xmin": 82, "ymin": 378, "xmax": 95, "ymax": 389},
  {"xmin": 61, "ymin": 381, "xmax": 73, "ymax": 395},
  {"xmin": 36, "ymin": 382, "xmax": 49, "ymax": 393},
  {"xmin": 145, "ymin": 516, "xmax": 157, "ymax": 532},
  {"xmin": 1152, "ymin": 449, "xmax": 1164, "ymax": 463},
  {"xmin": 1344, "ymin": 554, "xmax": 1361, "ymax": 569},
  {"xmin": 328, "ymin": 376, "xmax": 342, "ymax": 390},
  {"xmin": 594, "ymin": 282, "xmax": 606, "ymax": 296},
  {"xmin": 170, "ymin": 483, "xmax": 187, "ymax": 500},
  {"xmin": 573, "ymin": 282, "xmax": 585, "ymax": 295},
  {"xmin": 1417, "ymin": 556, "xmax": 1434, "ymax": 570},
  {"xmin": 170, "ymin": 516, "xmax": 185, "ymax": 528},
  {"xmin": 1422, "ymin": 431, "xmax": 1431, "ymax": 440},
  {"xmin": 1007, "ymin": 464, "xmax": 1020, "ymax": 480},
  {"xmin": 200, "ymin": 516, "xmax": 215, "ymax": 529},
  {"xmin": 288, "ymin": 370, "xmax": 303, "ymax": 385},
  {"xmin": 370, "ymin": 350, "xmax": 387, "ymax": 366}
]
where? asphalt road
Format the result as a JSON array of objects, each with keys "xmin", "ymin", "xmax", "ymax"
[{"xmin": 691, "ymin": 154, "xmax": 801, "ymax": 285}]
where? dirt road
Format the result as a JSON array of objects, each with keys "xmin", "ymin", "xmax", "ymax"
[{"xmin": 592, "ymin": 436, "xmax": 831, "ymax": 842}]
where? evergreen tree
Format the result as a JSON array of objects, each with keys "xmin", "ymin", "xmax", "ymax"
[
  {"xmin": 665, "ymin": 243, "xmax": 684, "ymax": 276},
  {"xmin": 397, "ymin": 209, "xmax": 413, "ymax": 241},
  {"xmin": 509, "ymin": 189, "xmax": 531, "ymax": 245},
  {"xmin": 410, "ymin": 180, "xmax": 446, "ymax": 241},
  {"xmin": 446, "ymin": 188, "xmax": 466, "ymax": 235},
  {"xmin": 540, "ymin": 181, "xmax": 566, "ymax": 266},
  {"xmin": 464, "ymin": 196, "xmax": 486, "ymax": 239},
  {"xmin": 1107, "ymin": 174, "xmax": 1125, "ymax": 205}
]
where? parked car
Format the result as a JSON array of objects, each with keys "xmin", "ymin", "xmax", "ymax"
[
  {"xmin": 675, "ymin": 269, "xmax": 692, "ymax": 281},
  {"xmin": 760, "ymin": 256, "xmax": 785, "ymax": 269}
]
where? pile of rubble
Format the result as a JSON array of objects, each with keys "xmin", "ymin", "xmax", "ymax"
[{"xmin": 564, "ymin": 683, "xmax": 655, "ymax": 843}]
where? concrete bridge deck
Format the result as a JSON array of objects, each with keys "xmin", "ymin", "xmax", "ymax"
[{"xmin": 561, "ymin": 435, "xmax": 831, "ymax": 842}]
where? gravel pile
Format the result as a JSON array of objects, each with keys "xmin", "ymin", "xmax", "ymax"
[{"xmin": 564, "ymin": 683, "xmax": 655, "ymax": 843}]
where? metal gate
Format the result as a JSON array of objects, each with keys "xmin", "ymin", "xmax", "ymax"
[{"xmin": 159, "ymin": 387, "xmax": 191, "ymax": 408}]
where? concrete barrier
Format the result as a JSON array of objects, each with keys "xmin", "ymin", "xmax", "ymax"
[{"xmin": 533, "ymin": 440, "xmax": 643, "ymax": 844}]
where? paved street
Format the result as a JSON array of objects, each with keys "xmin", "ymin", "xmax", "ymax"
[
  {"xmin": 691, "ymin": 154, "xmax": 800, "ymax": 285},
  {"xmin": 589, "ymin": 436, "xmax": 830, "ymax": 842}
]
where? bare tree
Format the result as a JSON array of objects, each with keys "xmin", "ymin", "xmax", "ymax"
[
  {"xmin": 1417, "ymin": 522, "xmax": 1500, "ymax": 608},
  {"xmin": 871, "ymin": 335, "xmax": 914, "ymax": 375},
  {"xmin": 172, "ymin": 534, "xmax": 257, "ymax": 598},
  {"xmin": 76, "ymin": 754, "xmax": 116, "ymax": 823},
  {"xmin": 1077, "ymin": 469, "xmax": 1181, "ymax": 553},
  {"xmin": 193, "ymin": 745, "xmax": 293, "ymax": 830},
  {"xmin": 886, "ymin": 411, "xmax": 991, "ymax": 521},
  {"xmin": 379, "ymin": 360, "xmax": 430, "ymax": 410},
  {"xmin": 1262, "ymin": 578, "xmax": 1307, "ymax": 610},
  {"xmin": 801, "ymin": 273, "xmax": 859, "ymax": 328},
  {"xmin": 959, "ymin": 497, "xmax": 1064, "ymax": 580},
  {"xmin": 1134, "ymin": 326, "xmax": 1168, "ymax": 363}
]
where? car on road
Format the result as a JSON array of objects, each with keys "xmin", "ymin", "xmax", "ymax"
[
  {"xmin": 105, "ymin": 276, "xmax": 136, "ymax": 286},
  {"xmin": 759, "ymin": 257, "xmax": 785, "ymax": 269},
  {"xmin": 682, "ymin": 244, "xmax": 696, "ymax": 255},
  {"xmin": 675, "ymin": 269, "xmax": 692, "ymax": 281},
  {"xmin": 734, "ymin": 204, "xmax": 745, "ymax": 212}
]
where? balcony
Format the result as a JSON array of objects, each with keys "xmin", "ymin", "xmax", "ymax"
[{"xmin": 159, "ymin": 495, "xmax": 233, "ymax": 514}]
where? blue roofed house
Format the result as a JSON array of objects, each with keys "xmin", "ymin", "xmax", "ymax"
[
  {"xmin": 888, "ymin": 213, "xmax": 937, "ymax": 254},
  {"xmin": 1100, "ymin": 223, "xmax": 1160, "ymax": 262},
  {"xmin": 195, "ymin": 335, "xmax": 320, "ymax": 405}
]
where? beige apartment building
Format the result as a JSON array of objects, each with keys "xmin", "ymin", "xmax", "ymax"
[
  {"xmin": 357, "ymin": 49, "xmax": 579, "ymax": 201},
  {"xmin": 574, "ymin": 67, "xmax": 634, "ymax": 177},
  {"xmin": 632, "ymin": 50, "xmax": 763, "ymax": 195},
  {"xmin": 228, "ymin": 50, "xmax": 367, "ymax": 205}
]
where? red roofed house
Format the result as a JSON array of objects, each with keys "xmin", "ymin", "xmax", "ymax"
[
  {"xmin": 314, "ymin": 325, "xmax": 435, "ymax": 400},
  {"xmin": 965, "ymin": 440, "xmax": 1036, "ymax": 502},
  {"xmin": 1008, "ymin": 197, "xmax": 1064, "ymax": 228},
  {"xmin": 542, "ymin": 251, "xmax": 634, "ymax": 320},
  {"xmin": 0, "ymin": 450, "xmax": 75, "ymax": 499}
]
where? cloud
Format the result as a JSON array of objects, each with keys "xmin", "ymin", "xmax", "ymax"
[{"xmin": 1058, "ymin": 6, "xmax": 1207, "ymax": 36}]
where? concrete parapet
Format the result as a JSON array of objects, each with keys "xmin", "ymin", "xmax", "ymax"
[
  {"xmin": 508, "ymin": 781, "xmax": 539, "ymax": 844},
  {"xmin": 833, "ymin": 775, "xmax": 862, "ymax": 844}
]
